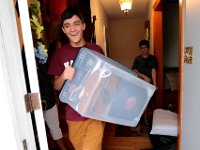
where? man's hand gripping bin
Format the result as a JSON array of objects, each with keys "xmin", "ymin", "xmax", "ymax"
[{"xmin": 59, "ymin": 47, "xmax": 156, "ymax": 127}]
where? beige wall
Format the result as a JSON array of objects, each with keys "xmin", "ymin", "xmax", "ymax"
[
  {"xmin": 91, "ymin": 0, "xmax": 146, "ymax": 68},
  {"xmin": 90, "ymin": 0, "xmax": 110, "ymax": 56},
  {"xmin": 109, "ymin": 18, "xmax": 145, "ymax": 68}
]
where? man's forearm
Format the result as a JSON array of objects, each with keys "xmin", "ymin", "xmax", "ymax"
[
  {"xmin": 138, "ymin": 72, "xmax": 151, "ymax": 83},
  {"xmin": 54, "ymin": 75, "xmax": 65, "ymax": 91}
]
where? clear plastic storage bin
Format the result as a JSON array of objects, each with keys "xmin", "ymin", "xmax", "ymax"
[{"xmin": 59, "ymin": 47, "xmax": 156, "ymax": 127}]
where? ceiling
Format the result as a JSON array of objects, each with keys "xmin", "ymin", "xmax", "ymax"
[{"xmin": 99, "ymin": 0, "xmax": 149, "ymax": 19}]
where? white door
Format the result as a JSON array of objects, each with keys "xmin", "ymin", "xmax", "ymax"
[
  {"xmin": 180, "ymin": 0, "xmax": 200, "ymax": 149},
  {"xmin": 0, "ymin": 0, "xmax": 48, "ymax": 149}
]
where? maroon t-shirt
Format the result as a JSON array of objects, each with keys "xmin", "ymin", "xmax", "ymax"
[{"xmin": 48, "ymin": 42, "xmax": 104, "ymax": 121}]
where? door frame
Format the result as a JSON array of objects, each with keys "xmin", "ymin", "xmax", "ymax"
[
  {"xmin": 152, "ymin": 0, "xmax": 182, "ymax": 150},
  {"xmin": 153, "ymin": 0, "xmax": 163, "ymax": 108},
  {"xmin": 17, "ymin": 0, "xmax": 49, "ymax": 148},
  {"xmin": 178, "ymin": 1, "xmax": 183, "ymax": 150},
  {"xmin": 0, "ymin": 0, "xmax": 48, "ymax": 149}
]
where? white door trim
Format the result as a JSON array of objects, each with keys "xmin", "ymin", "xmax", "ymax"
[{"xmin": 0, "ymin": 0, "xmax": 48, "ymax": 149}]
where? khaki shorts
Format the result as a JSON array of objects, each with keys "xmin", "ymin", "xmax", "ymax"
[{"xmin": 67, "ymin": 119, "xmax": 105, "ymax": 150}]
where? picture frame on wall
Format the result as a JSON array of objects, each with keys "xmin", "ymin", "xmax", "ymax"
[
  {"xmin": 145, "ymin": 20, "xmax": 150, "ymax": 41},
  {"xmin": 145, "ymin": 27, "xmax": 150, "ymax": 41},
  {"xmin": 103, "ymin": 25, "xmax": 110, "ymax": 57}
]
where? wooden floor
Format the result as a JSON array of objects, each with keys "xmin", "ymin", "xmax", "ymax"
[
  {"xmin": 46, "ymin": 103, "xmax": 153, "ymax": 150},
  {"xmin": 47, "ymin": 135, "xmax": 153, "ymax": 150}
]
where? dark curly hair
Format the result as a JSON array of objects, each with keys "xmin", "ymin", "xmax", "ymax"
[
  {"xmin": 139, "ymin": 39, "xmax": 150, "ymax": 49},
  {"xmin": 61, "ymin": 6, "xmax": 84, "ymax": 27}
]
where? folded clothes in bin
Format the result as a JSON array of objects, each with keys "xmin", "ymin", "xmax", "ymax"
[{"xmin": 59, "ymin": 47, "xmax": 156, "ymax": 127}]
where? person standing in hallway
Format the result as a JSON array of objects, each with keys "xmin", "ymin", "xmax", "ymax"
[
  {"xmin": 48, "ymin": 7, "xmax": 105, "ymax": 150},
  {"xmin": 132, "ymin": 39, "xmax": 157, "ymax": 88},
  {"xmin": 132, "ymin": 39, "xmax": 157, "ymax": 124}
]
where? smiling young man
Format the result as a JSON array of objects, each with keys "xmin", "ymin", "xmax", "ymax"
[{"xmin": 48, "ymin": 7, "xmax": 105, "ymax": 150}]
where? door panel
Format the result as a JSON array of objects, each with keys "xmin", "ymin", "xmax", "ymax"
[
  {"xmin": 0, "ymin": 0, "xmax": 37, "ymax": 149},
  {"xmin": 0, "ymin": 0, "xmax": 48, "ymax": 149}
]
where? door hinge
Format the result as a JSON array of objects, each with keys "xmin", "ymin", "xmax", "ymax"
[
  {"xmin": 23, "ymin": 139, "xmax": 28, "ymax": 150},
  {"xmin": 25, "ymin": 93, "xmax": 41, "ymax": 112}
]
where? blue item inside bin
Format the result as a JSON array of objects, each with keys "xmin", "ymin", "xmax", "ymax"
[{"xmin": 59, "ymin": 47, "xmax": 155, "ymax": 127}]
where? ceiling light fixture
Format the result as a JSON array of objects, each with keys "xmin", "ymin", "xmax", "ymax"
[{"xmin": 119, "ymin": 0, "xmax": 132, "ymax": 16}]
